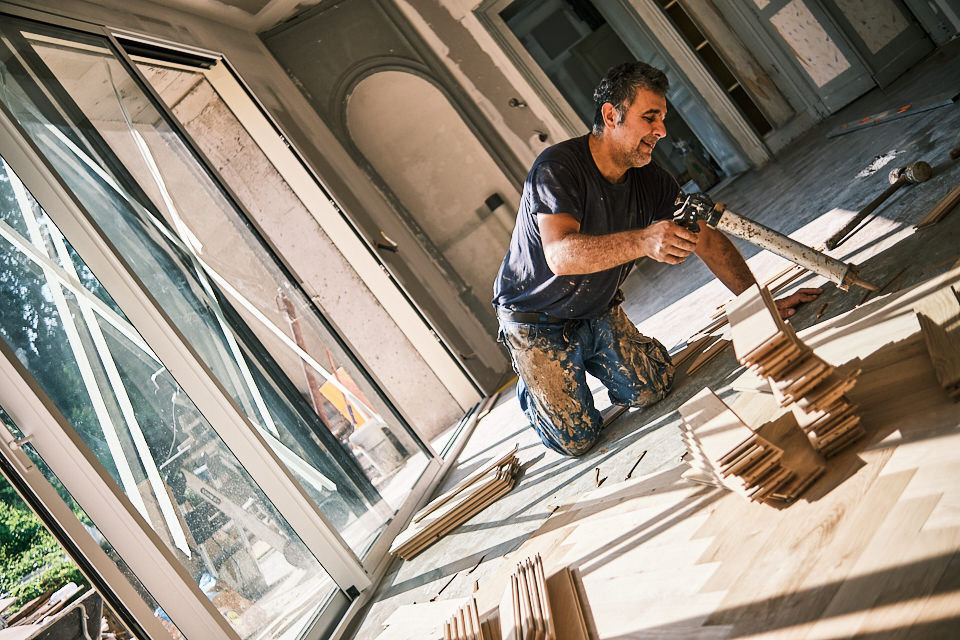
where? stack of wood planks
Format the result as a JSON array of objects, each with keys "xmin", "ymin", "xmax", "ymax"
[
  {"xmin": 679, "ymin": 388, "xmax": 823, "ymax": 504},
  {"xmin": 390, "ymin": 446, "xmax": 520, "ymax": 560},
  {"xmin": 442, "ymin": 597, "xmax": 490, "ymax": 640},
  {"xmin": 726, "ymin": 284, "xmax": 863, "ymax": 457},
  {"xmin": 497, "ymin": 555, "xmax": 590, "ymax": 640},
  {"xmin": 498, "ymin": 555, "xmax": 554, "ymax": 640},
  {"xmin": 914, "ymin": 284, "xmax": 960, "ymax": 400},
  {"xmin": 673, "ymin": 265, "xmax": 812, "ymax": 376}
]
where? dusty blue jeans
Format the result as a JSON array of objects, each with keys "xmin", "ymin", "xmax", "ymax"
[{"xmin": 498, "ymin": 305, "xmax": 674, "ymax": 456}]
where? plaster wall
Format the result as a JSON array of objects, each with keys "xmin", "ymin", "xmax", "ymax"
[
  {"xmin": 146, "ymin": 67, "xmax": 460, "ymax": 439},
  {"xmin": 260, "ymin": 0, "xmax": 520, "ymax": 391},
  {"xmin": 11, "ymin": 0, "xmax": 471, "ymax": 437},
  {"xmin": 346, "ymin": 71, "xmax": 518, "ymax": 314},
  {"xmin": 393, "ymin": 0, "xmax": 570, "ymax": 161}
]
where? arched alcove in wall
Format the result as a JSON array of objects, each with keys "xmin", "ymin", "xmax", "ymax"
[{"xmin": 346, "ymin": 70, "xmax": 520, "ymax": 315}]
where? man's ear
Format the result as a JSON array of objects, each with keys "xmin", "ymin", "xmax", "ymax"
[{"xmin": 601, "ymin": 102, "xmax": 619, "ymax": 129}]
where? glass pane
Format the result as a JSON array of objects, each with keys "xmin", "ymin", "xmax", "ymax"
[
  {"xmin": 0, "ymin": 18, "xmax": 431, "ymax": 560},
  {"xmin": 0, "ymin": 406, "xmax": 171, "ymax": 638},
  {"xmin": 0, "ymin": 154, "xmax": 338, "ymax": 639}
]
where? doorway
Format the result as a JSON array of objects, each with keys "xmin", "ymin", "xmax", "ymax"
[
  {"xmin": 748, "ymin": 0, "xmax": 933, "ymax": 113},
  {"xmin": 500, "ymin": 0, "xmax": 724, "ymax": 191}
]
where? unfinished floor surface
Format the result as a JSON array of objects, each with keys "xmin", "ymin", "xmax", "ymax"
[{"xmin": 351, "ymin": 38, "xmax": 960, "ymax": 640}]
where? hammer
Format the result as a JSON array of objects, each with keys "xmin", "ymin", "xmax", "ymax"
[{"xmin": 825, "ymin": 160, "xmax": 932, "ymax": 250}]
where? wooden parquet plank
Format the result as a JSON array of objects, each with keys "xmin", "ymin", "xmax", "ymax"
[
  {"xmin": 915, "ymin": 285, "xmax": 960, "ymax": 397},
  {"xmin": 689, "ymin": 491, "xmax": 751, "ymax": 544},
  {"xmin": 896, "ymin": 457, "xmax": 960, "ymax": 532},
  {"xmin": 726, "ymin": 283, "xmax": 785, "ymax": 362},
  {"xmin": 701, "ymin": 467, "xmax": 913, "ymax": 636},
  {"xmin": 801, "ymin": 494, "xmax": 942, "ymax": 639},
  {"xmin": 852, "ymin": 526, "xmax": 960, "ymax": 638},
  {"xmin": 583, "ymin": 573, "xmax": 729, "ymax": 639},
  {"xmin": 694, "ymin": 498, "xmax": 782, "ymax": 593},
  {"xmin": 901, "ymin": 549, "xmax": 960, "ymax": 639},
  {"xmin": 544, "ymin": 569, "xmax": 589, "ymax": 640}
]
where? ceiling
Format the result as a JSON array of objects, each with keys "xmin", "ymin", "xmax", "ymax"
[{"xmin": 156, "ymin": 0, "xmax": 324, "ymax": 32}]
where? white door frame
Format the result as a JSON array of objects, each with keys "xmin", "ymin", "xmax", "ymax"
[
  {"xmin": 0, "ymin": 341, "xmax": 240, "ymax": 640},
  {"xmin": 0, "ymin": 90, "xmax": 371, "ymax": 593}
]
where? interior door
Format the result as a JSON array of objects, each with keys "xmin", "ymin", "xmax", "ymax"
[
  {"xmin": 749, "ymin": 0, "xmax": 876, "ymax": 113},
  {"xmin": 820, "ymin": 0, "xmax": 933, "ymax": 87}
]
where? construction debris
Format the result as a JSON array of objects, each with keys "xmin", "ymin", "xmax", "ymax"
[
  {"xmin": 391, "ymin": 447, "xmax": 520, "ymax": 559},
  {"xmin": 624, "ymin": 450, "xmax": 646, "ymax": 480}
]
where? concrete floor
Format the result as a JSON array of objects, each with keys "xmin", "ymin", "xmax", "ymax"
[{"xmin": 348, "ymin": 37, "xmax": 960, "ymax": 640}]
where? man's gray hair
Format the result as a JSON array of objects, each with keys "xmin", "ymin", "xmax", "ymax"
[{"xmin": 592, "ymin": 61, "xmax": 669, "ymax": 135}]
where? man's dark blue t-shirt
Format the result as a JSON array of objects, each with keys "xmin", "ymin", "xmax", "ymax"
[{"xmin": 493, "ymin": 135, "xmax": 680, "ymax": 319}]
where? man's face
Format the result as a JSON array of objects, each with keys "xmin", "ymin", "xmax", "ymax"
[{"xmin": 607, "ymin": 88, "xmax": 667, "ymax": 169}]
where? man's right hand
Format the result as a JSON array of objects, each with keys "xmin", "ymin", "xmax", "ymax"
[{"xmin": 639, "ymin": 220, "xmax": 700, "ymax": 264}]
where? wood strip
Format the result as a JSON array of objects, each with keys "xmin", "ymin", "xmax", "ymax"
[
  {"xmin": 499, "ymin": 574, "xmax": 519, "ymax": 640},
  {"xmin": 671, "ymin": 334, "xmax": 716, "ymax": 367},
  {"xmin": 769, "ymin": 265, "xmax": 810, "ymax": 296},
  {"xmin": 472, "ymin": 598, "xmax": 484, "ymax": 640},
  {"xmin": 413, "ymin": 445, "xmax": 520, "ymax": 523},
  {"xmin": 915, "ymin": 285, "xmax": 960, "ymax": 393},
  {"xmin": 518, "ymin": 561, "xmax": 534, "ymax": 640},
  {"xmin": 534, "ymin": 556, "xmax": 556, "ymax": 640},
  {"xmin": 915, "ymin": 182, "xmax": 960, "ymax": 228},
  {"xmin": 686, "ymin": 339, "xmax": 731, "ymax": 375}
]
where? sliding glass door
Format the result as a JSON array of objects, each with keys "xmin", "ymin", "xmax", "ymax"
[{"xmin": 0, "ymin": 10, "xmax": 437, "ymax": 638}]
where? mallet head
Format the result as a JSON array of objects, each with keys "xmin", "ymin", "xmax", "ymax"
[{"xmin": 888, "ymin": 160, "xmax": 932, "ymax": 185}]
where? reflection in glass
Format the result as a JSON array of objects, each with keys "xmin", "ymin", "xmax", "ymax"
[
  {"xmin": 0, "ymin": 155, "xmax": 338, "ymax": 639},
  {"xmin": 0, "ymin": 17, "xmax": 430, "ymax": 563},
  {"xmin": 0, "ymin": 405, "xmax": 171, "ymax": 638}
]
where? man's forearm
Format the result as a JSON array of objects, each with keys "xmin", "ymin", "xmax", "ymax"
[
  {"xmin": 541, "ymin": 216, "xmax": 701, "ymax": 275},
  {"xmin": 694, "ymin": 225, "xmax": 756, "ymax": 295},
  {"xmin": 544, "ymin": 229, "xmax": 645, "ymax": 275}
]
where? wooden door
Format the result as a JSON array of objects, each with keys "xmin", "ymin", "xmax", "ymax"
[
  {"xmin": 820, "ymin": 0, "xmax": 933, "ymax": 87},
  {"xmin": 748, "ymin": 0, "xmax": 875, "ymax": 113}
]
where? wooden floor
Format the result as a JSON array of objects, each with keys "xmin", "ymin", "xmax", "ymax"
[{"xmin": 466, "ymin": 268, "xmax": 960, "ymax": 639}]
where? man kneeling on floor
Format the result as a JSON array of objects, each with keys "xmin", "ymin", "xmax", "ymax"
[{"xmin": 492, "ymin": 61, "xmax": 819, "ymax": 456}]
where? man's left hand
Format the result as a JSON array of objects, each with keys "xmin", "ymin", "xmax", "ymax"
[{"xmin": 774, "ymin": 287, "xmax": 823, "ymax": 319}]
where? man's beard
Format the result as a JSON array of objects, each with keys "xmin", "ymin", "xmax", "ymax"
[{"xmin": 620, "ymin": 140, "xmax": 655, "ymax": 168}]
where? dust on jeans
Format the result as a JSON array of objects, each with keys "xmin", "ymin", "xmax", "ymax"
[
  {"xmin": 504, "ymin": 328, "xmax": 591, "ymax": 447},
  {"xmin": 606, "ymin": 307, "xmax": 675, "ymax": 404},
  {"xmin": 501, "ymin": 309, "xmax": 675, "ymax": 454}
]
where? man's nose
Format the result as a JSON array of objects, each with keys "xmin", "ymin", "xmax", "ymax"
[{"xmin": 653, "ymin": 119, "xmax": 666, "ymax": 138}]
